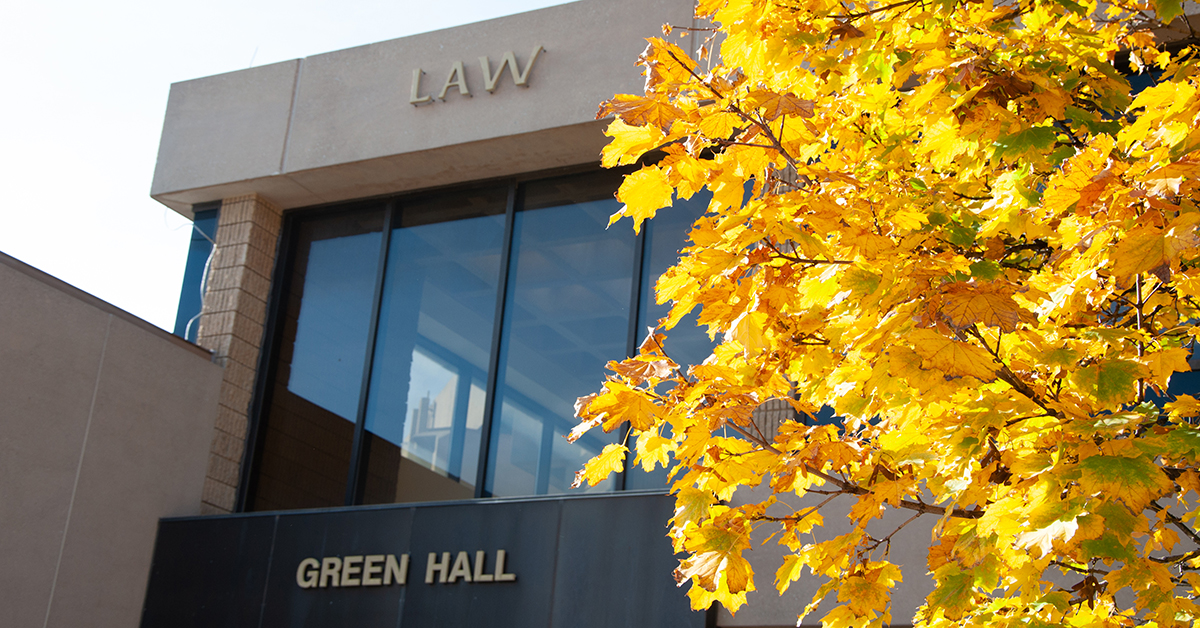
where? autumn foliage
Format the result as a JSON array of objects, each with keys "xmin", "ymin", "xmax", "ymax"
[{"xmin": 570, "ymin": 0, "xmax": 1200, "ymax": 625}]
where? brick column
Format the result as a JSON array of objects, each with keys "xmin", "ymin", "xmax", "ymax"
[{"xmin": 196, "ymin": 193, "xmax": 282, "ymax": 514}]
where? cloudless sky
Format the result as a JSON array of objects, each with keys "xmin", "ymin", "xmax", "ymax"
[{"xmin": 0, "ymin": 0, "xmax": 573, "ymax": 331}]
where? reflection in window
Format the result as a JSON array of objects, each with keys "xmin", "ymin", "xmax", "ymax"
[
  {"xmin": 626, "ymin": 192, "xmax": 715, "ymax": 490},
  {"xmin": 250, "ymin": 209, "xmax": 385, "ymax": 511},
  {"xmin": 486, "ymin": 171, "xmax": 634, "ymax": 497},
  {"xmin": 249, "ymin": 170, "xmax": 717, "ymax": 510},
  {"xmin": 288, "ymin": 233, "xmax": 381, "ymax": 419},
  {"xmin": 361, "ymin": 187, "xmax": 507, "ymax": 504}
]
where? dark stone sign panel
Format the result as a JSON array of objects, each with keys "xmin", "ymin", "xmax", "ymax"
[{"xmin": 140, "ymin": 493, "xmax": 708, "ymax": 628}]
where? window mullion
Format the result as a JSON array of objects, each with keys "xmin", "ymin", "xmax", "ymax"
[
  {"xmin": 474, "ymin": 181, "xmax": 519, "ymax": 498},
  {"xmin": 345, "ymin": 200, "xmax": 397, "ymax": 506},
  {"xmin": 617, "ymin": 224, "xmax": 649, "ymax": 491}
]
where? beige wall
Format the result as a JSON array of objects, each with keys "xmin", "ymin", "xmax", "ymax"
[
  {"xmin": 717, "ymin": 483, "xmax": 935, "ymax": 628},
  {"xmin": 151, "ymin": 0, "xmax": 698, "ymax": 216},
  {"xmin": 0, "ymin": 253, "xmax": 223, "ymax": 628}
]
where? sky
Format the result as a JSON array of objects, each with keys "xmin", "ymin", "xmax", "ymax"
[{"xmin": 0, "ymin": 0, "xmax": 572, "ymax": 331}]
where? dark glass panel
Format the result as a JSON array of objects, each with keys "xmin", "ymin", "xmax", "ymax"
[
  {"xmin": 249, "ymin": 208, "xmax": 385, "ymax": 511},
  {"xmin": 626, "ymin": 192, "xmax": 716, "ymax": 490},
  {"xmin": 174, "ymin": 206, "xmax": 219, "ymax": 341},
  {"xmin": 485, "ymin": 171, "xmax": 634, "ymax": 497},
  {"xmin": 360, "ymin": 186, "xmax": 508, "ymax": 504}
]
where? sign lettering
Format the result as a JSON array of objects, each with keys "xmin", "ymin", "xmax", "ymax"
[
  {"xmin": 410, "ymin": 45, "xmax": 544, "ymax": 105},
  {"xmin": 296, "ymin": 550, "xmax": 515, "ymax": 589}
]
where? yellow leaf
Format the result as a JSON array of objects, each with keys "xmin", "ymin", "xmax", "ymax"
[
  {"xmin": 1077, "ymin": 455, "xmax": 1173, "ymax": 511},
  {"xmin": 1167, "ymin": 395, "xmax": 1200, "ymax": 420},
  {"xmin": 614, "ymin": 165, "xmax": 674, "ymax": 234},
  {"xmin": 1140, "ymin": 347, "xmax": 1192, "ymax": 389},
  {"xmin": 673, "ymin": 487, "xmax": 716, "ymax": 528},
  {"xmin": 724, "ymin": 310, "xmax": 770, "ymax": 354},
  {"xmin": 747, "ymin": 89, "xmax": 815, "ymax": 121},
  {"xmin": 571, "ymin": 443, "xmax": 626, "ymax": 488},
  {"xmin": 601, "ymin": 118, "xmax": 665, "ymax": 168},
  {"xmin": 698, "ymin": 111, "xmax": 744, "ymax": 140},
  {"xmin": 1069, "ymin": 359, "xmax": 1144, "ymax": 407},
  {"xmin": 1015, "ymin": 518, "xmax": 1079, "ymax": 558},
  {"xmin": 909, "ymin": 329, "xmax": 998, "ymax": 381},
  {"xmin": 583, "ymin": 380, "xmax": 662, "ymax": 431},
  {"xmin": 1110, "ymin": 214, "xmax": 1200, "ymax": 281},
  {"xmin": 775, "ymin": 554, "xmax": 805, "ymax": 594},
  {"xmin": 680, "ymin": 525, "xmax": 754, "ymax": 593},
  {"xmin": 635, "ymin": 431, "xmax": 673, "ymax": 472}
]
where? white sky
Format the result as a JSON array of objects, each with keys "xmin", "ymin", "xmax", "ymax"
[{"xmin": 0, "ymin": 0, "xmax": 573, "ymax": 331}]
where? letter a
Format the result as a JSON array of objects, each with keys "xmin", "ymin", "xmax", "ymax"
[{"xmin": 437, "ymin": 61, "xmax": 471, "ymax": 100}]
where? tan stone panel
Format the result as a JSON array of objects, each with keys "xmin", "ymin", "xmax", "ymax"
[
  {"xmin": 234, "ymin": 292, "xmax": 267, "ymax": 328},
  {"xmin": 285, "ymin": 120, "xmax": 609, "ymax": 207},
  {"xmin": 216, "ymin": 196, "xmax": 258, "ymax": 225},
  {"xmin": 211, "ymin": 243, "xmax": 250, "ymax": 270},
  {"xmin": 201, "ymin": 285, "xmax": 240, "ymax": 312},
  {"xmin": 198, "ymin": 502, "xmax": 228, "ymax": 516},
  {"xmin": 206, "ymin": 452, "xmax": 241, "ymax": 487},
  {"xmin": 0, "ymin": 270, "xmax": 111, "ymax": 628},
  {"xmin": 214, "ymin": 406, "xmax": 249, "ymax": 437},
  {"xmin": 226, "ymin": 336, "xmax": 262, "ymax": 369},
  {"xmin": 228, "ymin": 311, "xmax": 268, "ymax": 347},
  {"xmin": 248, "ymin": 224, "xmax": 281, "ymax": 256},
  {"xmin": 223, "ymin": 360, "xmax": 257, "ymax": 393},
  {"xmin": 201, "ymin": 478, "xmax": 236, "ymax": 512},
  {"xmin": 238, "ymin": 270, "xmax": 272, "ymax": 303},
  {"xmin": 198, "ymin": 310, "xmax": 236, "ymax": 337},
  {"xmin": 209, "ymin": 428, "xmax": 245, "ymax": 461},
  {"xmin": 244, "ymin": 246, "xmax": 277, "ymax": 276},
  {"xmin": 219, "ymin": 384, "xmax": 253, "ymax": 415},
  {"xmin": 217, "ymin": 221, "xmax": 254, "ymax": 246}
]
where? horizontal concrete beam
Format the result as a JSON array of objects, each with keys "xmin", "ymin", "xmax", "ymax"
[{"xmin": 151, "ymin": 0, "xmax": 697, "ymax": 218}]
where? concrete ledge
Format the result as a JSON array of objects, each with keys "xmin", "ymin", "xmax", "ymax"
[{"xmin": 152, "ymin": 120, "xmax": 611, "ymax": 214}]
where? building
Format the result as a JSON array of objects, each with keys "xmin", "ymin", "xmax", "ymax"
[
  {"xmin": 142, "ymin": 0, "xmax": 743, "ymax": 626},
  {"xmin": 0, "ymin": 252, "xmax": 222, "ymax": 628},
  {"xmin": 13, "ymin": 1, "xmax": 1196, "ymax": 626}
]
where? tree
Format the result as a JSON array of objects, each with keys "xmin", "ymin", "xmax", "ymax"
[{"xmin": 570, "ymin": 0, "xmax": 1200, "ymax": 625}]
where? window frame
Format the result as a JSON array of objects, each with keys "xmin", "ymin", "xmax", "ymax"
[{"xmin": 238, "ymin": 165, "xmax": 672, "ymax": 511}]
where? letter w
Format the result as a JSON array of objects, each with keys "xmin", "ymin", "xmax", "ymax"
[{"xmin": 479, "ymin": 45, "xmax": 544, "ymax": 92}]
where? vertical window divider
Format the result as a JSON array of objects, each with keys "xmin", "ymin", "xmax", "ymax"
[
  {"xmin": 618, "ymin": 225, "xmax": 649, "ymax": 491},
  {"xmin": 475, "ymin": 182, "xmax": 519, "ymax": 498},
  {"xmin": 345, "ymin": 201, "xmax": 397, "ymax": 506}
]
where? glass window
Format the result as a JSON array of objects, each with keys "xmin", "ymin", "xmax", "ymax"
[
  {"xmin": 247, "ymin": 169, "xmax": 715, "ymax": 510},
  {"xmin": 485, "ymin": 171, "xmax": 635, "ymax": 497},
  {"xmin": 625, "ymin": 193, "xmax": 715, "ymax": 490},
  {"xmin": 250, "ymin": 208, "xmax": 385, "ymax": 511},
  {"xmin": 360, "ymin": 186, "xmax": 508, "ymax": 504}
]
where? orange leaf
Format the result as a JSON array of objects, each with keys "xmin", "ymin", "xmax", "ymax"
[
  {"xmin": 597, "ymin": 94, "xmax": 685, "ymax": 130},
  {"xmin": 747, "ymin": 90, "xmax": 815, "ymax": 121},
  {"xmin": 939, "ymin": 282, "xmax": 1036, "ymax": 332}
]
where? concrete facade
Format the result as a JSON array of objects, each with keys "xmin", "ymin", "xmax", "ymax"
[
  {"xmin": 0, "ymin": 252, "xmax": 222, "ymax": 628},
  {"xmin": 151, "ymin": 0, "xmax": 698, "ymax": 216}
]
